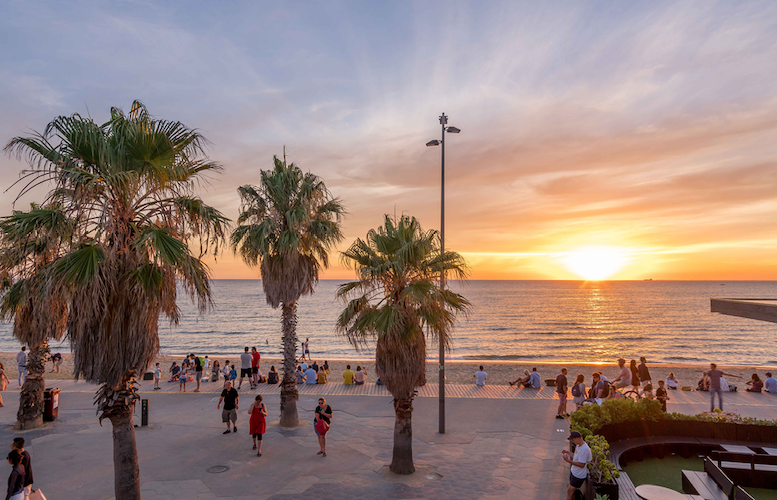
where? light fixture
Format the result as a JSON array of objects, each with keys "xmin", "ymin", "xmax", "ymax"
[
  {"xmin": 446, "ymin": 126, "xmax": 461, "ymax": 133},
  {"xmin": 426, "ymin": 140, "xmax": 441, "ymax": 147}
]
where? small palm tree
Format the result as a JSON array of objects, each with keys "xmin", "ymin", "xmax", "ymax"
[
  {"xmin": 0, "ymin": 204, "xmax": 71, "ymax": 429},
  {"xmin": 4, "ymin": 101, "xmax": 228, "ymax": 500},
  {"xmin": 231, "ymin": 156, "xmax": 344, "ymax": 426},
  {"xmin": 336, "ymin": 214, "xmax": 469, "ymax": 474}
]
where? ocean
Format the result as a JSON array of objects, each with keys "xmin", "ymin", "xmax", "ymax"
[{"xmin": 1, "ymin": 280, "xmax": 775, "ymax": 366}]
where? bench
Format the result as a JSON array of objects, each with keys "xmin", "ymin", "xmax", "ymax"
[
  {"xmin": 733, "ymin": 485, "xmax": 755, "ymax": 500},
  {"xmin": 709, "ymin": 450, "xmax": 777, "ymax": 488},
  {"xmin": 681, "ymin": 458, "xmax": 733, "ymax": 500}
]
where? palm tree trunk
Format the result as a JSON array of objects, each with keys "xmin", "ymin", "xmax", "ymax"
[
  {"xmin": 106, "ymin": 403, "xmax": 140, "ymax": 500},
  {"xmin": 15, "ymin": 341, "xmax": 47, "ymax": 430},
  {"xmin": 390, "ymin": 396, "xmax": 415, "ymax": 474},
  {"xmin": 279, "ymin": 301, "xmax": 299, "ymax": 427}
]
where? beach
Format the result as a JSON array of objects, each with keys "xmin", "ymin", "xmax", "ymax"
[{"xmin": 5, "ymin": 351, "xmax": 773, "ymax": 388}]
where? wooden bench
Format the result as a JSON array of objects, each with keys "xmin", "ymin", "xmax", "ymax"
[
  {"xmin": 733, "ymin": 485, "xmax": 755, "ymax": 500},
  {"xmin": 681, "ymin": 458, "xmax": 733, "ymax": 500},
  {"xmin": 709, "ymin": 450, "xmax": 777, "ymax": 487}
]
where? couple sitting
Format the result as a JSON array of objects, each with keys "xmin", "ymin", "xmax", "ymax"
[{"xmin": 509, "ymin": 368, "xmax": 541, "ymax": 389}]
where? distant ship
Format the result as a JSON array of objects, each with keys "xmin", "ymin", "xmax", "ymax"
[{"xmin": 643, "ymin": 278, "xmax": 653, "ymax": 281}]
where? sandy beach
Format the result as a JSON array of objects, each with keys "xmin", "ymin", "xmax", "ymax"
[{"xmin": 2, "ymin": 351, "xmax": 774, "ymax": 389}]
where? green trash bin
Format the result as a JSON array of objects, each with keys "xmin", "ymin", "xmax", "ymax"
[{"xmin": 43, "ymin": 388, "xmax": 60, "ymax": 422}]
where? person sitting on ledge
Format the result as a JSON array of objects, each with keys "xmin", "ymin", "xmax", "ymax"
[
  {"xmin": 267, "ymin": 366, "xmax": 279, "ymax": 385},
  {"xmin": 665, "ymin": 372, "xmax": 679, "ymax": 390},
  {"xmin": 343, "ymin": 365, "xmax": 354, "ymax": 385},
  {"xmin": 474, "ymin": 366, "xmax": 487, "ymax": 387},
  {"xmin": 528, "ymin": 367, "xmax": 541, "ymax": 388},
  {"xmin": 509, "ymin": 370, "xmax": 531, "ymax": 388},
  {"xmin": 765, "ymin": 372, "xmax": 777, "ymax": 393},
  {"xmin": 746, "ymin": 373, "xmax": 763, "ymax": 393},
  {"xmin": 316, "ymin": 368, "xmax": 327, "ymax": 384},
  {"xmin": 295, "ymin": 365, "xmax": 305, "ymax": 384}
]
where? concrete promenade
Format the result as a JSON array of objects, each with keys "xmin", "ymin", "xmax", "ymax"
[{"xmin": 1, "ymin": 380, "xmax": 775, "ymax": 500}]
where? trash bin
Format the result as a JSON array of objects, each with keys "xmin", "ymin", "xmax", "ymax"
[{"xmin": 43, "ymin": 388, "xmax": 60, "ymax": 422}]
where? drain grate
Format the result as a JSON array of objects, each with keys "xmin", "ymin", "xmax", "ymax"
[{"xmin": 206, "ymin": 465, "xmax": 230, "ymax": 474}]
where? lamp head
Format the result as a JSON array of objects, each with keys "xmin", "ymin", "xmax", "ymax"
[
  {"xmin": 446, "ymin": 126, "xmax": 461, "ymax": 134},
  {"xmin": 426, "ymin": 140, "xmax": 441, "ymax": 147}
]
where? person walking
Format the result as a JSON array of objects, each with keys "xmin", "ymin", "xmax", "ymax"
[
  {"xmin": 5, "ymin": 450, "xmax": 25, "ymax": 500},
  {"xmin": 10, "ymin": 439, "xmax": 31, "ymax": 499},
  {"xmin": 562, "ymin": 431, "xmax": 591, "ymax": 500},
  {"xmin": 239, "ymin": 347, "xmax": 254, "ymax": 390},
  {"xmin": 251, "ymin": 347, "xmax": 261, "ymax": 386},
  {"xmin": 314, "ymin": 397, "xmax": 332, "ymax": 457},
  {"xmin": 248, "ymin": 395, "xmax": 267, "ymax": 456},
  {"xmin": 0, "ymin": 364, "xmax": 8, "ymax": 407},
  {"xmin": 218, "ymin": 381, "xmax": 239, "ymax": 434},
  {"xmin": 638, "ymin": 357, "xmax": 651, "ymax": 386},
  {"xmin": 15, "ymin": 348, "xmax": 27, "ymax": 388},
  {"xmin": 708, "ymin": 363, "xmax": 740, "ymax": 412},
  {"xmin": 629, "ymin": 359, "xmax": 640, "ymax": 390},
  {"xmin": 555, "ymin": 368, "xmax": 569, "ymax": 419}
]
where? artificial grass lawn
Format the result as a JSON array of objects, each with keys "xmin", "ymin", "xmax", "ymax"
[{"xmin": 623, "ymin": 455, "xmax": 777, "ymax": 500}]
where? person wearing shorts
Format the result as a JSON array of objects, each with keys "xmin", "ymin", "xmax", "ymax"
[
  {"xmin": 251, "ymin": 347, "xmax": 261, "ymax": 385},
  {"xmin": 239, "ymin": 347, "xmax": 254, "ymax": 390},
  {"xmin": 562, "ymin": 431, "xmax": 591, "ymax": 500},
  {"xmin": 218, "ymin": 381, "xmax": 239, "ymax": 434}
]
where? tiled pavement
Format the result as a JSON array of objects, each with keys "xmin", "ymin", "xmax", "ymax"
[{"xmin": 1, "ymin": 382, "xmax": 775, "ymax": 500}]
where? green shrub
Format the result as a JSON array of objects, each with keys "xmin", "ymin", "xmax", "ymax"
[
  {"xmin": 585, "ymin": 434, "xmax": 620, "ymax": 483},
  {"xmin": 570, "ymin": 398, "xmax": 664, "ymax": 436}
]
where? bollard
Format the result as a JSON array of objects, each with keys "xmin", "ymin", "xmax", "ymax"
[{"xmin": 141, "ymin": 399, "xmax": 148, "ymax": 426}]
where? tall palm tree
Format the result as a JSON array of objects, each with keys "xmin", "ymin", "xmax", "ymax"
[
  {"xmin": 4, "ymin": 101, "xmax": 228, "ymax": 500},
  {"xmin": 336, "ymin": 215, "xmax": 469, "ymax": 474},
  {"xmin": 231, "ymin": 156, "xmax": 344, "ymax": 427},
  {"xmin": 0, "ymin": 204, "xmax": 71, "ymax": 429}
]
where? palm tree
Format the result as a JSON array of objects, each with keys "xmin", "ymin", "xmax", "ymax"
[
  {"xmin": 231, "ymin": 156, "xmax": 344, "ymax": 426},
  {"xmin": 336, "ymin": 215, "xmax": 469, "ymax": 474},
  {"xmin": 0, "ymin": 204, "xmax": 71, "ymax": 429},
  {"xmin": 4, "ymin": 101, "xmax": 228, "ymax": 500}
]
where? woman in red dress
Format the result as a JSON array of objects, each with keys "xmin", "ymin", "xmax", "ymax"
[{"xmin": 248, "ymin": 395, "xmax": 267, "ymax": 456}]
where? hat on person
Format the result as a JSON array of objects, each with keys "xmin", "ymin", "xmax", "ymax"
[
  {"xmin": 767, "ymin": 372, "xmax": 772, "ymax": 377},
  {"xmin": 567, "ymin": 431, "xmax": 582, "ymax": 440}
]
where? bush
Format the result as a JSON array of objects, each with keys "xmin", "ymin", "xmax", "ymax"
[
  {"xmin": 585, "ymin": 434, "xmax": 620, "ymax": 483},
  {"xmin": 571, "ymin": 398, "xmax": 664, "ymax": 437}
]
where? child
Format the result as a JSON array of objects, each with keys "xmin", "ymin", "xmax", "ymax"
[
  {"xmin": 179, "ymin": 370, "xmax": 187, "ymax": 392},
  {"xmin": 153, "ymin": 363, "xmax": 161, "ymax": 390},
  {"xmin": 643, "ymin": 383, "xmax": 654, "ymax": 400},
  {"xmin": 656, "ymin": 380, "xmax": 669, "ymax": 412},
  {"xmin": 229, "ymin": 364, "xmax": 237, "ymax": 381},
  {"xmin": 222, "ymin": 360, "xmax": 231, "ymax": 381}
]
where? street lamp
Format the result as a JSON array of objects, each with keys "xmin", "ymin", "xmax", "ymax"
[{"xmin": 426, "ymin": 112, "xmax": 460, "ymax": 434}]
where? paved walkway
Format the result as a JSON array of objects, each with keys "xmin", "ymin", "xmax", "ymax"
[{"xmin": 1, "ymin": 381, "xmax": 775, "ymax": 500}]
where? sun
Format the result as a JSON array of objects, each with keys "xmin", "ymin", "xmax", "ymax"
[{"xmin": 562, "ymin": 246, "xmax": 629, "ymax": 281}]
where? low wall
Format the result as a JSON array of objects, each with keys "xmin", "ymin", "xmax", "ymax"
[{"xmin": 598, "ymin": 420, "xmax": 777, "ymax": 444}]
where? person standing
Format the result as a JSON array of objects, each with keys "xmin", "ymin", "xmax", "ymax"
[
  {"xmin": 656, "ymin": 380, "xmax": 669, "ymax": 412},
  {"xmin": 708, "ymin": 363, "xmax": 740, "ymax": 412},
  {"xmin": 218, "ymin": 381, "xmax": 239, "ymax": 434},
  {"xmin": 0, "ymin": 364, "xmax": 8, "ymax": 407},
  {"xmin": 211, "ymin": 359, "xmax": 221, "ymax": 382},
  {"xmin": 629, "ymin": 359, "xmax": 640, "ymax": 390},
  {"xmin": 638, "ymin": 357, "xmax": 651, "ymax": 386},
  {"xmin": 153, "ymin": 363, "xmax": 161, "ymax": 390},
  {"xmin": 239, "ymin": 347, "xmax": 254, "ymax": 390},
  {"xmin": 193, "ymin": 354, "xmax": 203, "ymax": 392},
  {"xmin": 251, "ymin": 347, "xmax": 261, "ymax": 386},
  {"xmin": 571, "ymin": 374, "xmax": 586, "ymax": 410},
  {"xmin": 15, "ymin": 348, "xmax": 27, "ymax": 388},
  {"xmin": 562, "ymin": 431, "xmax": 591, "ymax": 500},
  {"xmin": 5, "ymin": 450, "xmax": 24, "ymax": 500},
  {"xmin": 303, "ymin": 338, "xmax": 310, "ymax": 361},
  {"xmin": 10, "ymin": 439, "xmax": 31, "ymax": 499},
  {"xmin": 555, "ymin": 368, "xmax": 568, "ymax": 419},
  {"xmin": 248, "ymin": 395, "xmax": 267, "ymax": 456},
  {"xmin": 474, "ymin": 366, "xmax": 487, "ymax": 387},
  {"xmin": 314, "ymin": 397, "xmax": 332, "ymax": 457}
]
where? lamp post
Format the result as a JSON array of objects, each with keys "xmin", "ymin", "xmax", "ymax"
[{"xmin": 426, "ymin": 112, "xmax": 460, "ymax": 434}]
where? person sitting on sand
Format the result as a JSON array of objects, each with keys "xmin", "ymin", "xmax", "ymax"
[
  {"xmin": 509, "ymin": 370, "xmax": 531, "ymax": 388},
  {"xmin": 746, "ymin": 373, "xmax": 763, "ymax": 392},
  {"xmin": 665, "ymin": 372, "xmax": 679, "ymax": 390},
  {"xmin": 697, "ymin": 371, "xmax": 710, "ymax": 391},
  {"xmin": 323, "ymin": 361, "xmax": 330, "ymax": 374},
  {"xmin": 474, "ymin": 366, "xmax": 487, "ymax": 387},
  {"xmin": 267, "ymin": 366, "xmax": 279, "ymax": 384},
  {"xmin": 765, "ymin": 373, "xmax": 777, "ymax": 393}
]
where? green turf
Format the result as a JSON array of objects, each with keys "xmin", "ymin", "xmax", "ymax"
[{"xmin": 623, "ymin": 456, "xmax": 777, "ymax": 500}]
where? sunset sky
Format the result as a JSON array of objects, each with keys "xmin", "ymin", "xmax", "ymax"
[{"xmin": 2, "ymin": 1, "xmax": 776, "ymax": 280}]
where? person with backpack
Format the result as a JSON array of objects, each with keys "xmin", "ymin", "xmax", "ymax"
[
  {"xmin": 571, "ymin": 374, "xmax": 586, "ymax": 410},
  {"xmin": 591, "ymin": 372, "xmax": 610, "ymax": 399}
]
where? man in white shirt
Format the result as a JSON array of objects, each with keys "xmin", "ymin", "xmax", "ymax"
[
  {"xmin": 562, "ymin": 431, "xmax": 591, "ymax": 500},
  {"xmin": 239, "ymin": 347, "xmax": 254, "ymax": 390},
  {"xmin": 474, "ymin": 366, "xmax": 487, "ymax": 387},
  {"xmin": 765, "ymin": 373, "xmax": 777, "ymax": 393},
  {"xmin": 16, "ymin": 347, "xmax": 27, "ymax": 387}
]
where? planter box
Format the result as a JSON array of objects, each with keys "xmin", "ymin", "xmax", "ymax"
[{"xmin": 597, "ymin": 420, "xmax": 777, "ymax": 445}]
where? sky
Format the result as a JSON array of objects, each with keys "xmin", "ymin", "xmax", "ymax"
[{"xmin": 1, "ymin": 1, "xmax": 777, "ymax": 280}]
